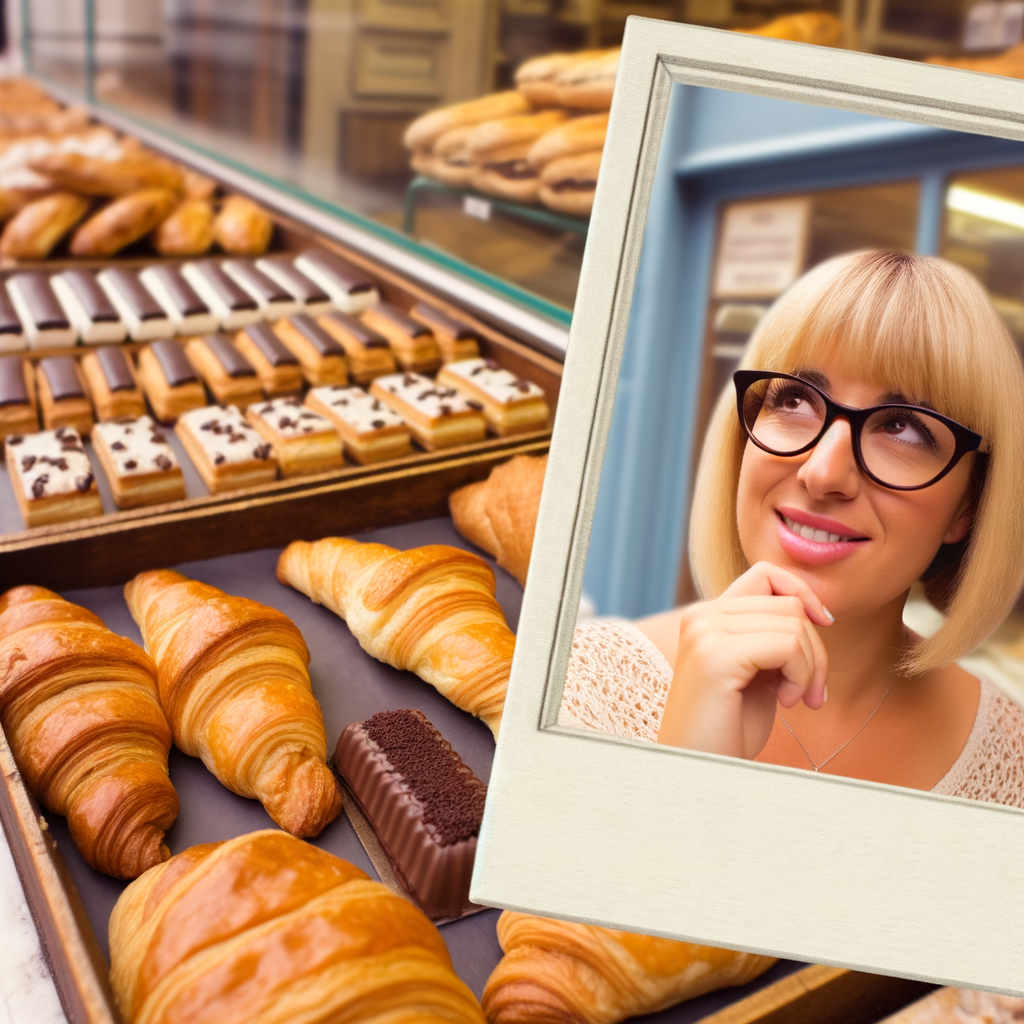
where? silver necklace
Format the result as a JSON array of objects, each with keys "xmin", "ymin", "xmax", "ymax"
[{"xmin": 775, "ymin": 675, "xmax": 896, "ymax": 772}]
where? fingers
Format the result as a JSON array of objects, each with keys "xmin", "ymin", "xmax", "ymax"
[
  {"xmin": 724, "ymin": 561, "xmax": 834, "ymax": 628},
  {"xmin": 732, "ymin": 632, "xmax": 820, "ymax": 706}
]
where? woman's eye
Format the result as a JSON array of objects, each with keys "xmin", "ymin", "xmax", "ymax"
[
  {"xmin": 878, "ymin": 415, "xmax": 933, "ymax": 447},
  {"xmin": 767, "ymin": 385, "xmax": 817, "ymax": 414}
]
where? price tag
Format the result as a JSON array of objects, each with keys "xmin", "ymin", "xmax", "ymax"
[{"xmin": 463, "ymin": 195, "xmax": 492, "ymax": 221}]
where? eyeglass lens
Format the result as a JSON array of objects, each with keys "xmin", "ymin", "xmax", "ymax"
[{"xmin": 743, "ymin": 377, "xmax": 958, "ymax": 488}]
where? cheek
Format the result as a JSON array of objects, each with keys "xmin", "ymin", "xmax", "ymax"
[{"xmin": 735, "ymin": 445, "xmax": 786, "ymax": 554}]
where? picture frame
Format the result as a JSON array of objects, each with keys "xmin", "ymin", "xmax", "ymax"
[{"xmin": 471, "ymin": 19, "xmax": 1024, "ymax": 995}]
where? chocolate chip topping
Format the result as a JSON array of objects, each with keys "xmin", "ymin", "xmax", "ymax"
[
  {"xmin": 101, "ymin": 268, "xmax": 164, "ymax": 320},
  {"xmin": 10, "ymin": 273, "xmax": 69, "ymax": 330},
  {"xmin": 151, "ymin": 339, "xmax": 198, "ymax": 387},
  {"xmin": 374, "ymin": 302, "xmax": 431, "ymax": 338},
  {"xmin": 0, "ymin": 285, "xmax": 23, "ymax": 336},
  {"xmin": 32, "ymin": 474, "xmax": 48, "ymax": 498},
  {"xmin": 411, "ymin": 302, "xmax": 477, "ymax": 341},
  {"xmin": 363, "ymin": 709, "xmax": 486, "ymax": 847},
  {"xmin": 40, "ymin": 356, "xmax": 84, "ymax": 401},
  {"xmin": 300, "ymin": 248, "xmax": 374, "ymax": 294},
  {"xmin": 319, "ymin": 311, "xmax": 388, "ymax": 349},
  {"xmin": 0, "ymin": 357, "xmax": 29, "ymax": 407},
  {"xmin": 243, "ymin": 322, "xmax": 298, "ymax": 367},
  {"xmin": 60, "ymin": 270, "xmax": 119, "ymax": 323},
  {"xmin": 192, "ymin": 260, "xmax": 258, "ymax": 311},
  {"xmin": 145, "ymin": 265, "xmax": 208, "ymax": 316},
  {"xmin": 204, "ymin": 333, "xmax": 256, "ymax": 378},
  {"xmin": 154, "ymin": 453, "xmax": 172, "ymax": 470},
  {"xmin": 96, "ymin": 346, "xmax": 135, "ymax": 392}
]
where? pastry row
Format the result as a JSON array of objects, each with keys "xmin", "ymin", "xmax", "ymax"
[{"xmin": 0, "ymin": 248, "xmax": 385, "ymax": 349}]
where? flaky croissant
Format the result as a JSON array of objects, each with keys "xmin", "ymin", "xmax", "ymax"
[
  {"xmin": 277, "ymin": 538, "xmax": 513, "ymax": 736},
  {"xmin": 124, "ymin": 570, "xmax": 341, "ymax": 837},
  {"xmin": 482, "ymin": 912, "xmax": 777, "ymax": 1023},
  {"xmin": 109, "ymin": 829, "xmax": 487, "ymax": 1024},
  {"xmin": 449, "ymin": 454, "xmax": 547, "ymax": 586},
  {"xmin": 0, "ymin": 585, "xmax": 178, "ymax": 879}
]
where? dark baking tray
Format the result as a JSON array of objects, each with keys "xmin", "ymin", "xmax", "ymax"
[{"xmin": 46, "ymin": 514, "xmax": 805, "ymax": 1016}]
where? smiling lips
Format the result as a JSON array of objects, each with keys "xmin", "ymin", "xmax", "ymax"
[{"xmin": 775, "ymin": 508, "xmax": 868, "ymax": 565}]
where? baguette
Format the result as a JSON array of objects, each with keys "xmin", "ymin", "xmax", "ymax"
[
  {"xmin": 515, "ymin": 49, "xmax": 614, "ymax": 106},
  {"xmin": 538, "ymin": 150, "xmax": 602, "ymax": 217},
  {"xmin": 554, "ymin": 50, "xmax": 620, "ymax": 110},
  {"xmin": 0, "ymin": 191, "xmax": 90, "ymax": 259},
  {"xmin": 69, "ymin": 188, "xmax": 179, "ymax": 257},
  {"xmin": 528, "ymin": 112, "xmax": 607, "ymax": 167},
  {"xmin": 28, "ymin": 150, "xmax": 185, "ymax": 196},
  {"xmin": 465, "ymin": 109, "xmax": 570, "ymax": 160},
  {"xmin": 404, "ymin": 91, "xmax": 532, "ymax": 152},
  {"xmin": 213, "ymin": 194, "xmax": 273, "ymax": 256},
  {"xmin": 151, "ymin": 197, "xmax": 215, "ymax": 256},
  {"xmin": 737, "ymin": 10, "xmax": 845, "ymax": 46}
]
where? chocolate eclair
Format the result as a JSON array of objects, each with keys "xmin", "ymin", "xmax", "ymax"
[
  {"xmin": 51, "ymin": 269, "xmax": 126, "ymax": 345},
  {"xmin": 80, "ymin": 346, "xmax": 146, "ymax": 422},
  {"xmin": 294, "ymin": 248, "xmax": 379, "ymax": 314},
  {"xmin": 361, "ymin": 302, "xmax": 441, "ymax": 375},
  {"xmin": 36, "ymin": 355, "xmax": 93, "ymax": 434},
  {"xmin": 0, "ymin": 356, "xmax": 38, "ymax": 445}
]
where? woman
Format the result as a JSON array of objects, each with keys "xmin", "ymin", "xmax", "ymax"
[{"xmin": 560, "ymin": 250, "xmax": 1024, "ymax": 805}]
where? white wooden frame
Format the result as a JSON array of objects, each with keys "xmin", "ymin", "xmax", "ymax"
[{"xmin": 471, "ymin": 19, "xmax": 1024, "ymax": 995}]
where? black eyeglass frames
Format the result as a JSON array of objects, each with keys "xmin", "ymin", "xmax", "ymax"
[{"xmin": 733, "ymin": 370, "xmax": 982, "ymax": 491}]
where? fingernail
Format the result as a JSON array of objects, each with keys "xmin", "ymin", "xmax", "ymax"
[{"xmin": 822, "ymin": 605, "xmax": 835, "ymax": 623}]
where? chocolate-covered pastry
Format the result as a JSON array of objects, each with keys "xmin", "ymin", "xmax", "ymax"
[
  {"xmin": 136, "ymin": 338, "xmax": 206, "ymax": 423},
  {"xmin": 315, "ymin": 311, "xmax": 395, "ymax": 385},
  {"xmin": 222, "ymin": 259, "xmax": 299, "ymax": 320},
  {"xmin": 409, "ymin": 303, "xmax": 480, "ymax": 363},
  {"xmin": 181, "ymin": 259, "xmax": 261, "ymax": 330},
  {"xmin": 294, "ymin": 248, "xmax": 379, "ymax": 314},
  {"xmin": 274, "ymin": 313, "xmax": 350, "ymax": 387},
  {"xmin": 362, "ymin": 302, "xmax": 442, "ymax": 374},
  {"xmin": 0, "ymin": 286, "xmax": 25, "ymax": 353},
  {"xmin": 80, "ymin": 346, "xmax": 146, "ymax": 422},
  {"xmin": 0, "ymin": 356, "xmax": 38, "ymax": 445},
  {"xmin": 97, "ymin": 267, "xmax": 174, "ymax": 342},
  {"xmin": 255, "ymin": 257, "xmax": 333, "ymax": 315},
  {"xmin": 36, "ymin": 355, "xmax": 93, "ymax": 434},
  {"xmin": 51, "ymin": 269, "xmax": 127, "ymax": 345},
  {"xmin": 335, "ymin": 708, "xmax": 486, "ymax": 921},
  {"xmin": 184, "ymin": 333, "xmax": 263, "ymax": 409},
  {"xmin": 234, "ymin": 322, "xmax": 303, "ymax": 396},
  {"xmin": 139, "ymin": 264, "xmax": 219, "ymax": 336},
  {"xmin": 7, "ymin": 273, "xmax": 76, "ymax": 349}
]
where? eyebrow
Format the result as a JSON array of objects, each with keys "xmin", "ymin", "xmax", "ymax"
[{"xmin": 793, "ymin": 369, "xmax": 916, "ymax": 407}]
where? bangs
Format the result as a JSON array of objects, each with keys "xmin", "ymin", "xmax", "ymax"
[{"xmin": 743, "ymin": 250, "xmax": 1011, "ymax": 446}]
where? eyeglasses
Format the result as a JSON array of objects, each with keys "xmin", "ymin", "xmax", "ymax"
[{"xmin": 733, "ymin": 370, "xmax": 982, "ymax": 491}]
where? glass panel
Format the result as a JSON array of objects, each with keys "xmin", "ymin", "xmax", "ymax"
[{"xmin": 23, "ymin": 0, "xmax": 88, "ymax": 93}]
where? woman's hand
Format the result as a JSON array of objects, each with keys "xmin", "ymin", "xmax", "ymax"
[{"xmin": 657, "ymin": 562, "xmax": 832, "ymax": 759}]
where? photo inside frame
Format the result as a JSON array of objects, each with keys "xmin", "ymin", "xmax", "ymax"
[{"xmin": 562, "ymin": 80, "xmax": 1024, "ymax": 785}]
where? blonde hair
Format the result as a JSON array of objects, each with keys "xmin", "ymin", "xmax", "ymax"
[{"xmin": 689, "ymin": 250, "xmax": 1024, "ymax": 674}]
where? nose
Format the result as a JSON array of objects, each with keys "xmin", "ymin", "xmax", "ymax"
[{"xmin": 796, "ymin": 418, "xmax": 861, "ymax": 499}]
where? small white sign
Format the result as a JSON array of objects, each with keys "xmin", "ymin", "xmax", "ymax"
[
  {"xmin": 463, "ymin": 195, "xmax": 492, "ymax": 221},
  {"xmin": 964, "ymin": 0, "xmax": 1024, "ymax": 50},
  {"xmin": 713, "ymin": 197, "xmax": 811, "ymax": 299}
]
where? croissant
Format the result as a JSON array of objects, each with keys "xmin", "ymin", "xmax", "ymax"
[
  {"xmin": 109, "ymin": 829, "xmax": 487, "ymax": 1024},
  {"xmin": 482, "ymin": 912, "xmax": 777, "ymax": 1023},
  {"xmin": 449, "ymin": 454, "xmax": 547, "ymax": 586},
  {"xmin": 0, "ymin": 585, "xmax": 178, "ymax": 879},
  {"xmin": 277, "ymin": 538, "xmax": 513, "ymax": 736},
  {"xmin": 124, "ymin": 570, "xmax": 341, "ymax": 837}
]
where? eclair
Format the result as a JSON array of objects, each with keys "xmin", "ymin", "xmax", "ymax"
[
  {"xmin": 97, "ymin": 267, "xmax": 174, "ymax": 341},
  {"xmin": 0, "ymin": 356, "xmax": 38, "ymax": 445},
  {"xmin": 274, "ymin": 313, "xmax": 350, "ymax": 386},
  {"xmin": 305, "ymin": 384, "xmax": 411, "ymax": 464},
  {"xmin": 139, "ymin": 264, "xmax": 219, "ymax": 336},
  {"xmin": 36, "ymin": 355, "xmax": 94, "ymax": 434},
  {"xmin": 181, "ymin": 259, "xmax": 261, "ymax": 330},
  {"xmin": 234, "ymin": 322, "xmax": 303, "ymax": 396},
  {"xmin": 80, "ymin": 346, "xmax": 146, "ymax": 422},
  {"xmin": 7, "ymin": 273, "xmax": 77, "ymax": 349},
  {"xmin": 315, "ymin": 311, "xmax": 396, "ymax": 384},
  {"xmin": 0, "ymin": 285, "xmax": 26, "ymax": 353},
  {"xmin": 175, "ymin": 404, "xmax": 278, "ymax": 493},
  {"xmin": 136, "ymin": 338, "xmax": 207, "ymax": 423},
  {"xmin": 222, "ymin": 259, "xmax": 299, "ymax": 320},
  {"xmin": 51, "ymin": 269, "xmax": 127, "ymax": 345},
  {"xmin": 91, "ymin": 415, "xmax": 185, "ymax": 509},
  {"xmin": 408, "ymin": 303, "xmax": 480, "ymax": 363},
  {"xmin": 294, "ymin": 248, "xmax": 379, "ymax": 314},
  {"xmin": 361, "ymin": 302, "xmax": 442, "ymax": 374},
  {"xmin": 255, "ymin": 257, "xmax": 333, "ymax": 315},
  {"xmin": 369, "ymin": 371, "xmax": 486, "ymax": 450},
  {"xmin": 184, "ymin": 333, "xmax": 263, "ymax": 409},
  {"xmin": 245, "ymin": 396, "xmax": 343, "ymax": 477}
]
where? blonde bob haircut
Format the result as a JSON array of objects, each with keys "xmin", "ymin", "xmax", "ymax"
[{"xmin": 689, "ymin": 250, "xmax": 1024, "ymax": 675}]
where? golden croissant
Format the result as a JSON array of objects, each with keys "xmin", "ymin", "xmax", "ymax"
[
  {"xmin": 109, "ymin": 829, "xmax": 487, "ymax": 1024},
  {"xmin": 277, "ymin": 538, "xmax": 513, "ymax": 736},
  {"xmin": 124, "ymin": 570, "xmax": 341, "ymax": 837},
  {"xmin": 483, "ymin": 911, "xmax": 777, "ymax": 1023},
  {"xmin": 449, "ymin": 454, "xmax": 547, "ymax": 586},
  {"xmin": 0, "ymin": 585, "xmax": 178, "ymax": 879}
]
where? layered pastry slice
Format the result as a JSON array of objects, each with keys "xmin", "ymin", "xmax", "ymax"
[
  {"xmin": 5, "ymin": 426, "xmax": 102, "ymax": 527},
  {"xmin": 181, "ymin": 259, "xmax": 261, "ymax": 330},
  {"xmin": 80, "ymin": 346, "xmax": 146, "ymax": 422},
  {"xmin": 0, "ymin": 284, "xmax": 25, "ymax": 353},
  {"xmin": 294, "ymin": 248, "xmax": 379, "ymax": 314},
  {"xmin": 361, "ymin": 303, "xmax": 441, "ymax": 374},
  {"xmin": 175, "ymin": 404, "xmax": 278, "ymax": 493},
  {"xmin": 36, "ymin": 355, "xmax": 94, "ymax": 434},
  {"xmin": 184, "ymin": 333, "xmax": 263, "ymax": 410},
  {"xmin": 91, "ymin": 416, "xmax": 185, "ymax": 508},
  {"xmin": 97, "ymin": 268, "xmax": 174, "ymax": 342},
  {"xmin": 409, "ymin": 303, "xmax": 480, "ymax": 363},
  {"xmin": 369, "ymin": 372, "xmax": 486, "ymax": 450},
  {"xmin": 274, "ymin": 313, "xmax": 349, "ymax": 386},
  {"xmin": 335, "ymin": 708, "xmax": 487, "ymax": 921},
  {"xmin": 255, "ymin": 257, "xmax": 333, "ymax": 316},
  {"xmin": 139, "ymin": 264, "xmax": 219, "ymax": 336},
  {"xmin": 306, "ymin": 384, "xmax": 411, "ymax": 464},
  {"xmin": 51, "ymin": 269, "xmax": 127, "ymax": 344},
  {"xmin": 315, "ymin": 311, "xmax": 393, "ymax": 385},
  {"xmin": 245, "ymin": 395, "xmax": 343, "ymax": 477},
  {"xmin": 234, "ymin": 322, "xmax": 303, "ymax": 396},
  {"xmin": 136, "ymin": 338, "xmax": 207, "ymax": 423},
  {"xmin": 7, "ymin": 272, "xmax": 76, "ymax": 349},
  {"xmin": 222, "ymin": 259, "xmax": 299, "ymax": 320},
  {"xmin": 0, "ymin": 356, "xmax": 38, "ymax": 446},
  {"xmin": 436, "ymin": 357, "xmax": 550, "ymax": 436}
]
